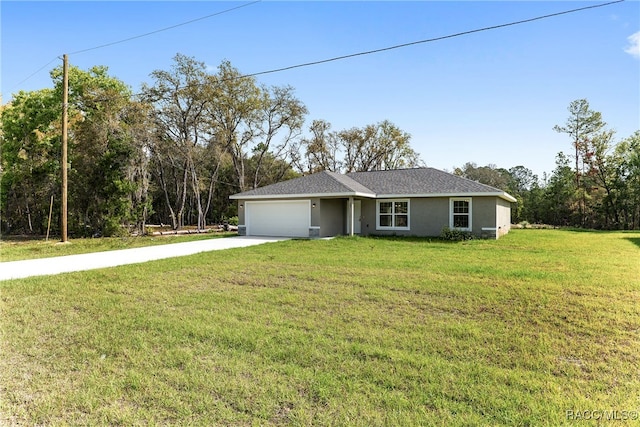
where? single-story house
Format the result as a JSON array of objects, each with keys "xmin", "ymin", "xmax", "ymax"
[{"xmin": 230, "ymin": 167, "xmax": 516, "ymax": 239}]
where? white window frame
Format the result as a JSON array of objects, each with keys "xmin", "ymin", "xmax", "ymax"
[
  {"xmin": 449, "ymin": 198, "xmax": 472, "ymax": 232},
  {"xmin": 376, "ymin": 199, "xmax": 410, "ymax": 230}
]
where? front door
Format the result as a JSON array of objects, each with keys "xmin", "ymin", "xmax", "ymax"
[{"xmin": 347, "ymin": 200, "xmax": 361, "ymax": 235}]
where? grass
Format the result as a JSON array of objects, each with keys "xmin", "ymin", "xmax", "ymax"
[
  {"xmin": 1, "ymin": 229, "xmax": 639, "ymax": 425},
  {"xmin": 0, "ymin": 231, "xmax": 235, "ymax": 262}
]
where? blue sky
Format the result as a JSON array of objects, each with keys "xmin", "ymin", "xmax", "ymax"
[{"xmin": 2, "ymin": 1, "xmax": 639, "ymax": 178}]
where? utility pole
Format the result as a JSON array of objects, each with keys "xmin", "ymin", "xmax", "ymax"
[{"xmin": 61, "ymin": 54, "xmax": 69, "ymax": 242}]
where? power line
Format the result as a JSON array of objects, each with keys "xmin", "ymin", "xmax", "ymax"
[
  {"xmin": 4, "ymin": 57, "xmax": 59, "ymax": 97},
  {"xmin": 6, "ymin": 0, "xmax": 624, "ymax": 103},
  {"xmin": 2, "ymin": 1, "xmax": 261, "ymax": 98},
  {"xmin": 69, "ymin": 1, "xmax": 261, "ymax": 55},
  {"xmin": 139, "ymin": 0, "xmax": 624, "ymax": 100},
  {"xmin": 241, "ymin": 0, "xmax": 625, "ymax": 80}
]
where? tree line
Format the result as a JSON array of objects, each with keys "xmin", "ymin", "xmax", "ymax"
[
  {"xmin": 454, "ymin": 99, "xmax": 639, "ymax": 230},
  {"xmin": 2, "ymin": 54, "xmax": 638, "ymax": 236},
  {"xmin": 0, "ymin": 54, "xmax": 421, "ymax": 237}
]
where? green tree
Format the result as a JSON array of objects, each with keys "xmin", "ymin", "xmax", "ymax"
[
  {"xmin": 341, "ymin": 120, "xmax": 420, "ymax": 172},
  {"xmin": 453, "ymin": 162, "xmax": 512, "ymax": 190},
  {"xmin": 523, "ymin": 179, "xmax": 546, "ymax": 224},
  {"xmin": 120, "ymin": 101, "xmax": 155, "ymax": 235},
  {"xmin": 2, "ymin": 65, "xmax": 150, "ymax": 237},
  {"xmin": 144, "ymin": 56, "xmax": 304, "ymax": 227},
  {"xmin": 1, "ymin": 89, "xmax": 61, "ymax": 234},
  {"xmin": 51, "ymin": 65, "xmax": 149, "ymax": 236},
  {"xmin": 204, "ymin": 60, "xmax": 306, "ymax": 194},
  {"xmin": 249, "ymin": 85, "xmax": 307, "ymax": 189},
  {"xmin": 553, "ymin": 99, "xmax": 606, "ymax": 186},
  {"xmin": 508, "ymin": 165, "xmax": 538, "ymax": 194},
  {"xmin": 507, "ymin": 165, "xmax": 539, "ymax": 224},
  {"xmin": 144, "ymin": 54, "xmax": 212, "ymax": 230},
  {"xmin": 205, "ymin": 60, "xmax": 263, "ymax": 193},
  {"xmin": 542, "ymin": 153, "xmax": 578, "ymax": 226},
  {"xmin": 294, "ymin": 119, "xmax": 341, "ymax": 173},
  {"xmin": 580, "ymin": 129, "xmax": 618, "ymax": 228},
  {"xmin": 553, "ymin": 99, "xmax": 606, "ymax": 226},
  {"xmin": 297, "ymin": 120, "xmax": 421, "ymax": 173},
  {"xmin": 611, "ymin": 131, "xmax": 640, "ymax": 229}
]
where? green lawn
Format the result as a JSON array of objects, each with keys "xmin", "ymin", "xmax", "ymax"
[
  {"xmin": 1, "ymin": 230, "xmax": 639, "ymax": 425},
  {"xmin": 0, "ymin": 232, "xmax": 234, "ymax": 262}
]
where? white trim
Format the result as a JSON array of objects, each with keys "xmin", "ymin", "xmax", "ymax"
[
  {"xmin": 346, "ymin": 199, "xmax": 362, "ymax": 235},
  {"xmin": 378, "ymin": 192, "xmax": 517, "ymax": 203},
  {"xmin": 349, "ymin": 197, "xmax": 354, "ymax": 236},
  {"xmin": 481, "ymin": 227, "xmax": 497, "ymax": 231},
  {"xmin": 233, "ymin": 191, "xmax": 516, "ymax": 203},
  {"xmin": 309, "ymin": 226, "xmax": 320, "ymax": 229},
  {"xmin": 449, "ymin": 198, "xmax": 472, "ymax": 232},
  {"xmin": 376, "ymin": 199, "xmax": 410, "ymax": 231},
  {"xmin": 231, "ymin": 191, "xmax": 375, "ymax": 200}
]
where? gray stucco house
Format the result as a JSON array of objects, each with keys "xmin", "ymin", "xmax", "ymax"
[{"xmin": 230, "ymin": 168, "xmax": 516, "ymax": 239}]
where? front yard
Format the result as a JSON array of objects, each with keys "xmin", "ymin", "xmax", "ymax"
[{"xmin": 1, "ymin": 229, "xmax": 639, "ymax": 425}]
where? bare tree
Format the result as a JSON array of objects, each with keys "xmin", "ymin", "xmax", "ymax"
[
  {"xmin": 205, "ymin": 61, "xmax": 262, "ymax": 193},
  {"xmin": 250, "ymin": 85, "xmax": 307, "ymax": 189},
  {"xmin": 298, "ymin": 120, "xmax": 421, "ymax": 173},
  {"xmin": 144, "ymin": 54, "xmax": 211, "ymax": 230}
]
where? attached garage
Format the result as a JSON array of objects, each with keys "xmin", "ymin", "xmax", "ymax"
[{"xmin": 245, "ymin": 200, "xmax": 311, "ymax": 237}]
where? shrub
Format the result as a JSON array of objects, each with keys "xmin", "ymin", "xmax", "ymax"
[
  {"xmin": 102, "ymin": 218, "xmax": 130, "ymax": 237},
  {"xmin": 440, "ymin": 226, "xmax": 474, "ymax": 241}
]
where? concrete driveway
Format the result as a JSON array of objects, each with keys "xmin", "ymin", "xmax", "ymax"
[{"xmin": 0, "ymin": 236, "xmax": 289, "ymax": 281}]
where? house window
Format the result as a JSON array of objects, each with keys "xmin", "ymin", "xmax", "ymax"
[
  {"xmin": 450, "ymin": 198, "xmax": 472, "ymax": 231},
  {"xmin": 377, "ymin": 200, "xmax": 409, "ymax": 230}
]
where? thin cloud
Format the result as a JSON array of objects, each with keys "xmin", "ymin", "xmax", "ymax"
[{"xmin": 624, "ymin": 31, "xmax": 640, "ymax": 58}]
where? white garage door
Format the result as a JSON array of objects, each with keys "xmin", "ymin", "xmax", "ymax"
[{"xmin": 246, "ymin": 201, "xmax": 310, "ymax": 237}]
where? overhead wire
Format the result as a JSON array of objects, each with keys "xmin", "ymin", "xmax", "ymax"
[
  {"xmin": 135, "ymin": 0, "xmax": 626, "ymax": 101},
  {"xmin": 4, "ymin": 57, "xmax": 60, "ymax": 96},
  {"xmin": 241, "ymin": 0, "xmax": 625, "ymax": 80},
  {"xmin": 4, "ymin": 0, "xmax": 625, "ymax": 103},
  {"xmin": 2, "ymin": 0, "xmax": 261, "ymax": 98},
  {"xmin": 68, "ymin": 0, "xmax": 261, "ymax": 55}
]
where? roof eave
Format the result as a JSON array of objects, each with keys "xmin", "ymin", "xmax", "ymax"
[
  {"xmin": 230, "ymin": 191, "xmax": 376, "ymax": 200},
  {"xmin": 231, "ymin": 191, "xmax": 517, "ymax": 203},
  {"xmin": 376, "ymin": 192, "xmax": 518, "ymax": 203}
]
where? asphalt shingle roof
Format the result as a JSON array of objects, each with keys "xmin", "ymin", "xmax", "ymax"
[
  {"xmin": 231, "ymin": 170, "xmax": 374, "ymax": 197},
  {"xmin": 346, "ymin": 168, "xmax": 506, "ymax": 195},
  {"xmin": 231, "ymin": 168, "xmax": 514, "ymax": 201}
]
